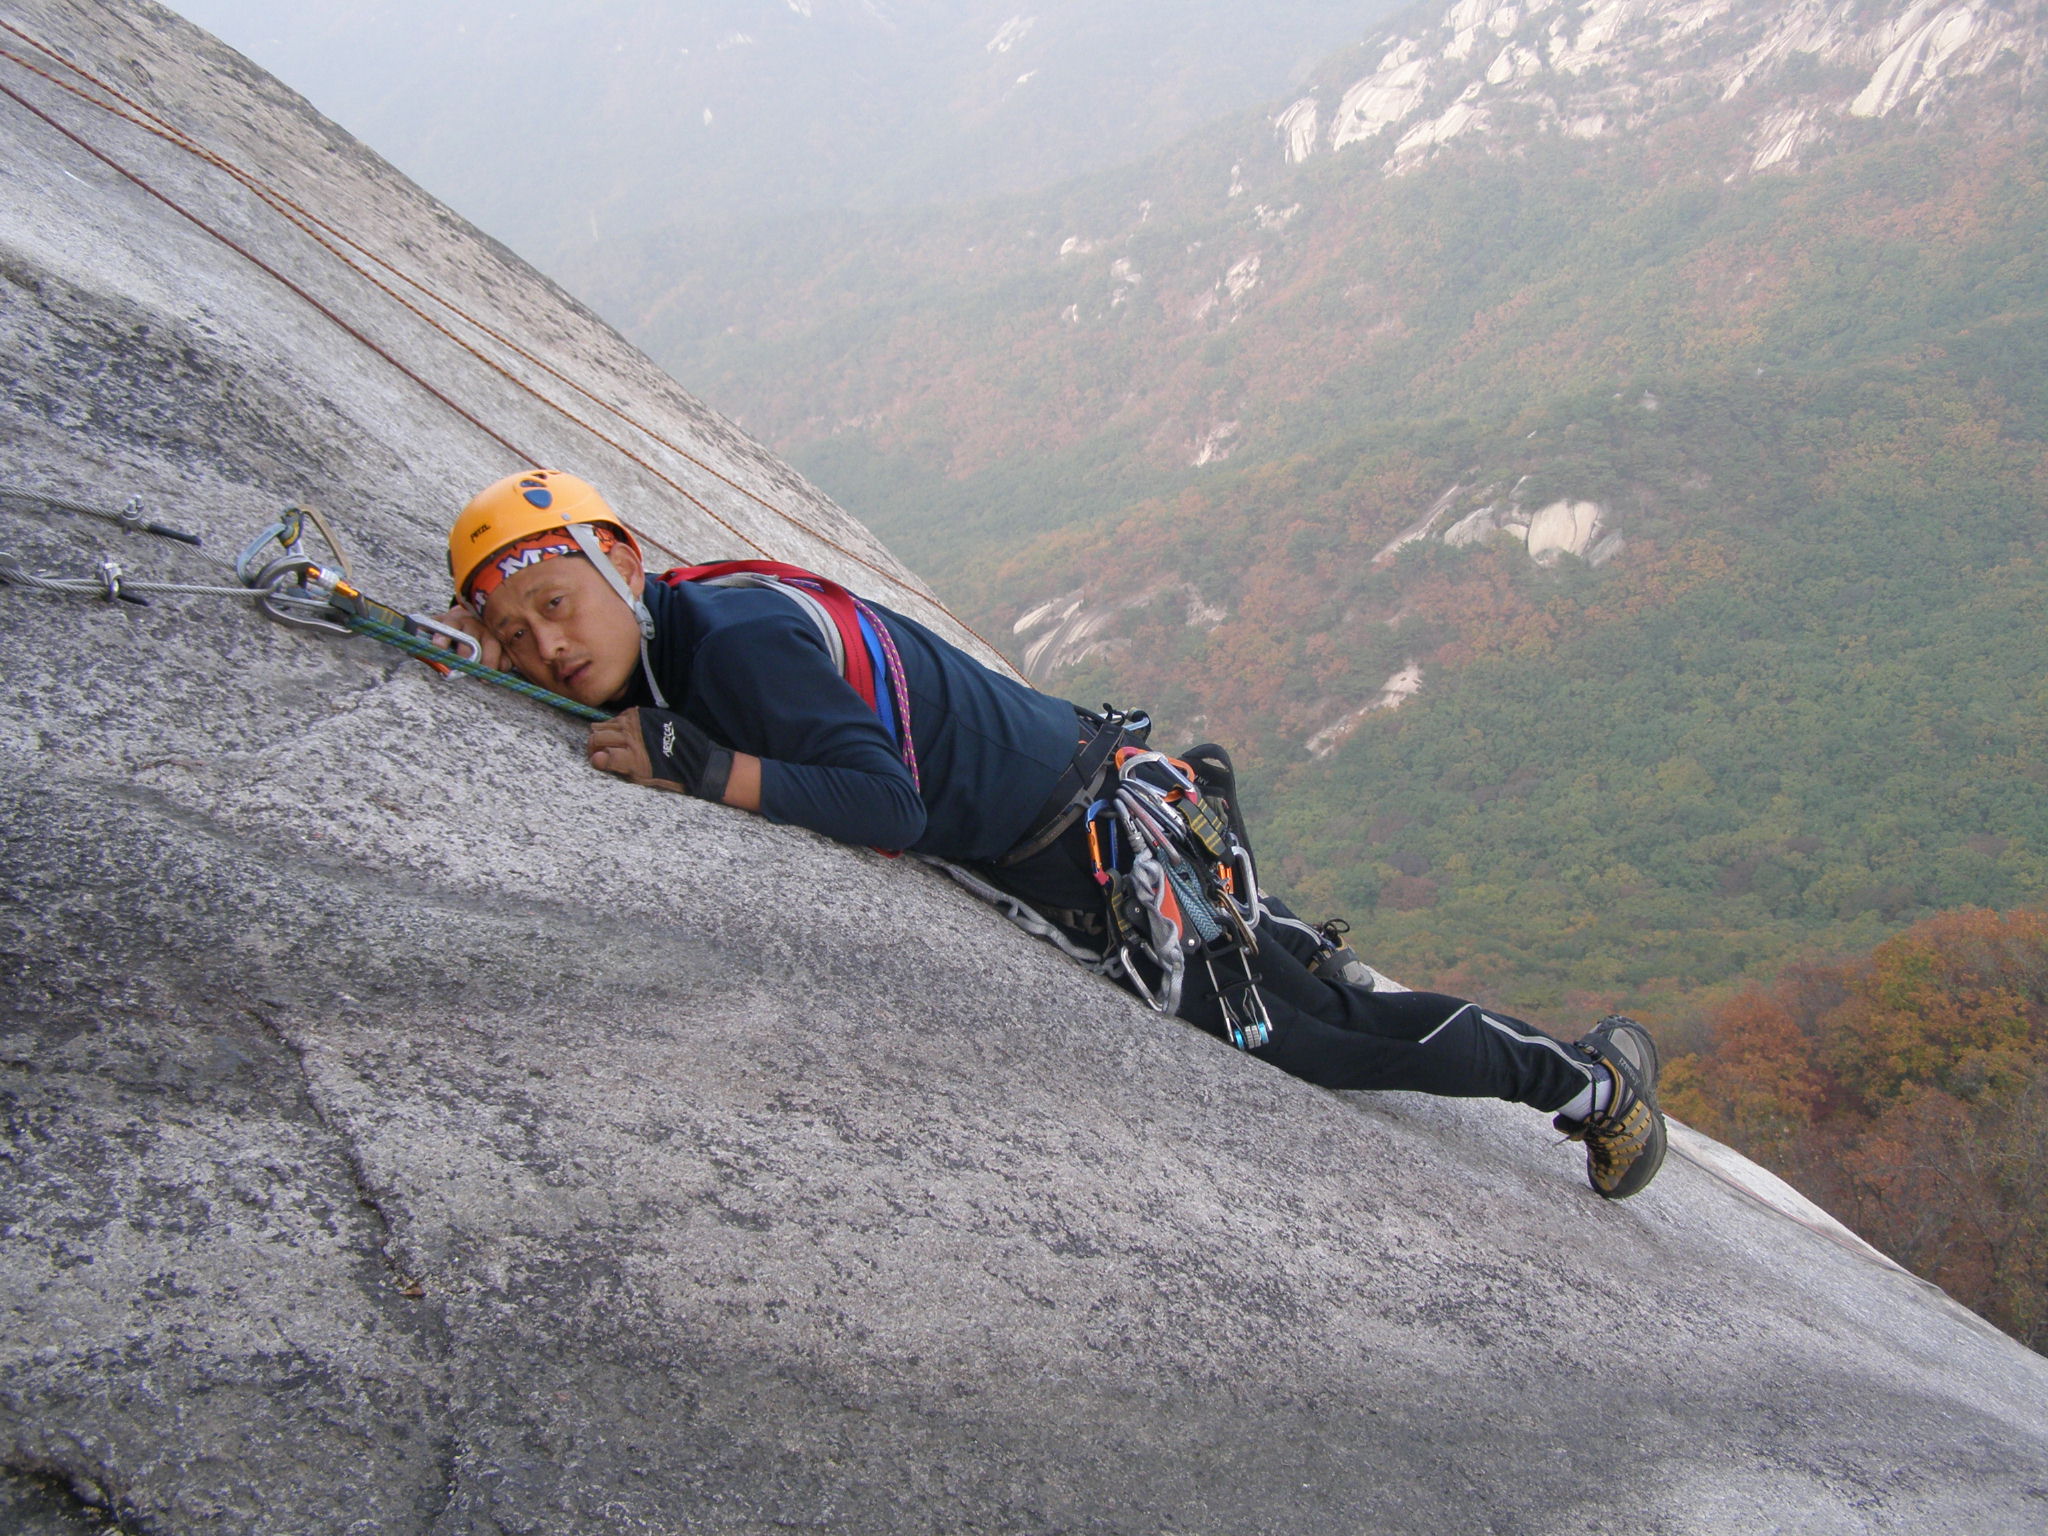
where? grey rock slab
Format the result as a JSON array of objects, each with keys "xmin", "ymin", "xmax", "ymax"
[{"xmin": 2, "ymin": 3, "xmax": 2046, "ymax": 1534}]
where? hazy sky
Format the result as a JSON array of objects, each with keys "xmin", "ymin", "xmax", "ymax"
[{"xmin": 168, "ymin": 2, "xmax": 1396, "ymax": 272}]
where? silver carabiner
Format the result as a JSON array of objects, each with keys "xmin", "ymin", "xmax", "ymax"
[
  {"xmin": 404, "ymin": 612, "xmax": 483, "ymax": 666},
  {"xmin": 234, "ymin": 513, "xmax": 306, "ymax": 587},
  {"xmin": 248, "ymin": 554, "xmax": 352, "ymax": 634},
  {"xmin": 1118, "ymin": 943, "xmax": 1167, "ymax": 1011},
  {"xmin": 1228, "ymin": 845, "xmax": 1264, "ymax": 929}
]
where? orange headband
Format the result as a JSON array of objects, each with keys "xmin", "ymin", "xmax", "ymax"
[{"xmin": 464, "ymin": 524, "xmax": 618, "ymax": 614}]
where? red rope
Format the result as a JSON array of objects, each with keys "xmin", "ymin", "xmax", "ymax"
[
  {"xmin": 0, "ymin": 76, "xmax": 541, "ymax": 466},
  {"xmin": 0, "ymin": 22, "xmax": 1014, "ymax": 663}
]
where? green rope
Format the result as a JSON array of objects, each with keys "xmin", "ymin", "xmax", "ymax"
[
  {"xmin": 346, "ymin": 614, "xmax": 609, "ymax": 721},
  {"xmin": 5, "ymin": 484, "xmax": 611, "ymax": 721}
]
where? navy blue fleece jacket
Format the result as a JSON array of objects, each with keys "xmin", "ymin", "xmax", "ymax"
[{"xmin": 627, "ymin": 576, "xmax": 1081, "ymax": 860}]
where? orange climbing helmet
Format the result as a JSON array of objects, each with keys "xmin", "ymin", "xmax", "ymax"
[{"xmin": 447, "ymin": 468, "xmax": 641, "ymax": 607}]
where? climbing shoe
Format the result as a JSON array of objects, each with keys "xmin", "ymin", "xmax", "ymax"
[
  {"xmin": 1309, "ymin": 918, "xmax": 1376, "ymax": 989},
  {"xmin": 1554, "ymin": 1015, "xmax": 1666, "ymax": 1200}
]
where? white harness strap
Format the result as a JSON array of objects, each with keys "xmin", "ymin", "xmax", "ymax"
[
  {"xmin": 565, "ymin": 521, "xmax": 669, "ymax": 709},
  {"xmin": 698, "ymin": 571, "xmax": 847, "ymax": 675}
]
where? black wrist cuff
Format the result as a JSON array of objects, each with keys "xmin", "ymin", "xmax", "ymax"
[
  {"xmin": 694, "ymin": 748, "xmax": 734, "ymax": 805},
  {"xmin": 639, "ymin": 707, "xmax": 731, "ymax": 801}
]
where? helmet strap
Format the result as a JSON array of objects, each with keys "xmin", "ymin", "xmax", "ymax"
[{"xmin": 565, "ymin": 521, "xmax": 668, "ymax": 709}]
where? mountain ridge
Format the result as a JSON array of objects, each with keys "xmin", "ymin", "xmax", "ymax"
[
  {"xmin": 1284, "ymin": 0, "xmax": 2048, "ymax": 179},
  {"xmin": 575, "ymin": 0, "xmax": 2048, "ymax": 1022}
]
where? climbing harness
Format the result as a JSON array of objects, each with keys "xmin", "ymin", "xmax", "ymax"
[
  {"xmin": 994, "ymin": 708, "xmax": 1145, "ymax": 869},
  {"xmin": 1084, "ymin": 743, "xmax": 1275, "ymax": 1051},
  {"xmin": 0, "ymin": 488, "xmax": 609, "ymax": 722},
  {"xmin": 961, "ymin": 712, "xmax": 1280, "ymax": 1050}
]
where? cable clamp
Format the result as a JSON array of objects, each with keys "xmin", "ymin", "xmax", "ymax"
[{"xmin": 94, "ymin": 555, "xmax": 147, "ymax": 606}]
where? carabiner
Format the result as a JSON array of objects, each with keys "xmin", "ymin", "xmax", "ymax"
[
  {"xmin": 404, "ymin": 612, "xmax": 483, "ymax": 666},
  {"xmin": 233, "ymin": 513, "xmax": 306, "ymax": 586},
  {"xmin": 246, "ymin": 554, "xmax": 352, "ymax": 634}
]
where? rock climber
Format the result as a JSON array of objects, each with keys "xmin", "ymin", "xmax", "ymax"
[{"xmin": 434, "ymin": 468, "xmax": 1668, "ymax": 1199}]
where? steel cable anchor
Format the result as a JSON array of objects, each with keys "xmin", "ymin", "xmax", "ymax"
[{"xmin": 234, "ymin": 509, "xmax": 480, "ymax": 664}]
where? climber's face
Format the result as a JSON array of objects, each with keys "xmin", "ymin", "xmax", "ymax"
[{"xmin": 481, "ymin": 542, "xmax": 648, "ymax": 708}]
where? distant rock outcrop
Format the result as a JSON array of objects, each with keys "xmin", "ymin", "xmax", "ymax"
[
  {"xmin": 1306, "ymin": 663, "xmax": 1425, "ymax": 758},
  {"xmin": 1280, "ymin": 0, "xmax": 2048, "ymax": 178},
  {"xmin": 4, "ymin": 4, "xmax": 2047, "ymax": 1534},
  {"xmin": 1377, "ymin": 482, "xmax": 1624, "ymax": 567}
]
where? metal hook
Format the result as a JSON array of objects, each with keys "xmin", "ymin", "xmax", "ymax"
[
  {"xmin": 404, "ymin": 612, "xmax": 483, "ymax": 666},
  {"xmin": 247, "ymin": 555, "xmax": 350, "ymax": 633}
]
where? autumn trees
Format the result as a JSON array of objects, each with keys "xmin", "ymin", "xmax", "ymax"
[{"xmin": 1667, "ymin": 908, "xmax": 2048, "ymax": 1348}]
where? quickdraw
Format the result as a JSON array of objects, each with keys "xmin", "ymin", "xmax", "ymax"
[
  {"xmin": 0, "ymin": 488, "xmax": 607, "ymax": 721},
  {"xmin": 232, "ymin": 508, "xmax": 611, "ymax": 720},
  {"xmin": 1086, "ymin": 745, "xmax": 1274, "ymax": 1050}
]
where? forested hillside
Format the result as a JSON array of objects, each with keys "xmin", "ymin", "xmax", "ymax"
[
  {"xmin": 1668, "ymin": 905, "xmax": 2048, "ymax": 1349},
  {"xmin": 583, "ymin": 0, "xmax": 2048, "ymax": 1025}
]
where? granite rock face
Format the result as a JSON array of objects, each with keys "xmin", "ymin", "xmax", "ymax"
[{"xmin": 3, "ymin": 4, "xmax": 2046, "ymax": 1533}]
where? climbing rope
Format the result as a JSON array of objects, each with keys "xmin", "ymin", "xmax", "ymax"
[
  {"xmin": 0, "ymin": 67, "xmax": 543, "ymax": 468},
  {"xmin": 0, "ymin": 22, "xmax": 1010, "ymax": 663},
  {"xmin": 339, "ymin": 613, "xmax": 605, "ymax": 721}
]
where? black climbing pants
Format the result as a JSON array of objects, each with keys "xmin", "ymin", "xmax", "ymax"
[{"xmin": 978, "ymin": 823, "xmax": 1594, "ymax": 1114}]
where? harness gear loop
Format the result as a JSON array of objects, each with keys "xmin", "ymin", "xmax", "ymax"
[{"xmin": 1064, "ymin": 737, "xmax": 1275, "ymax": 1050}]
